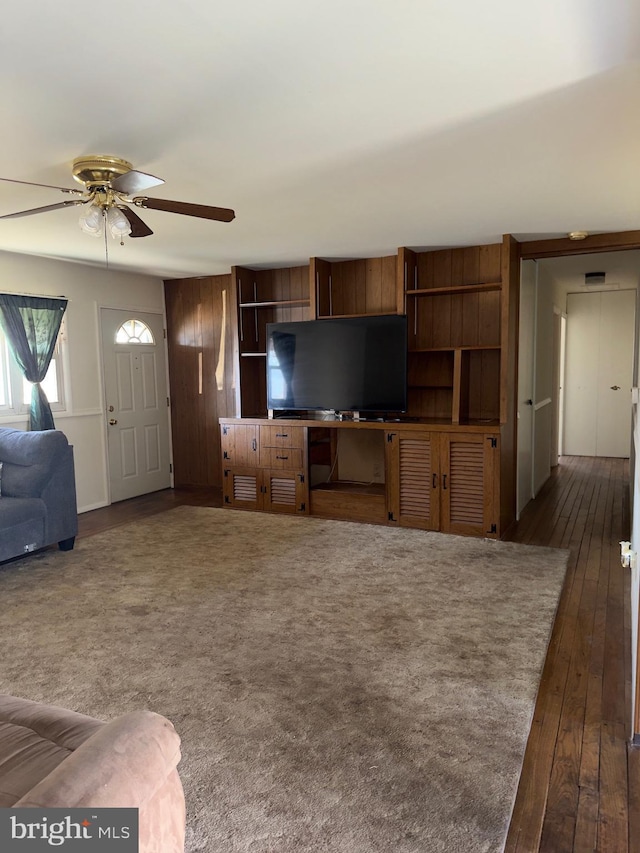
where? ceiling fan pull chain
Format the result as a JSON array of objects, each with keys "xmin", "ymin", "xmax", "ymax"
[{"xmin": 104, "ymin": 219, "xmax": 109, "ymax": 269}]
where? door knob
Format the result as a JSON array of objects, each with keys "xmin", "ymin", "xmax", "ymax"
[
  {"xmin": 109, "ymin": 418, "xmax": 118, "ymax": 425},
  {"xmin": 610, "ymin": 385, "xmax": 621, "ymax": 391}
]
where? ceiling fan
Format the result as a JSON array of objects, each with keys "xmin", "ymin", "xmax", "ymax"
[{"xmin": 0, "ymin": 155, "xmax": 235, "ymax": 240}]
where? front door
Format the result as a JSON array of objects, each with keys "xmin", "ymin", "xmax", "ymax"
[{"xmin": 100, "ymin": 308, "xmax": 171, "ymax": 502}]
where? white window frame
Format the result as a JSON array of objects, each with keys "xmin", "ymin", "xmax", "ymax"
[{"xmin": 0, "ymin": 316, "xmax": 67, "ymax": 417}]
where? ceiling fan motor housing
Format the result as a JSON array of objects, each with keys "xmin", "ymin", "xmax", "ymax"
[{"xmin": 72, "ymin": 155, "xmax": 133, "ymax": 189}]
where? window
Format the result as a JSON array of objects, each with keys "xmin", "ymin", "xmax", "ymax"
[
  {"xmin": 115, "ymin": 319, "xmax": 155, "ymax": 345},
  {"xmin": 0, "ymin": 317, "xmax": 67, "ymax": 416}
]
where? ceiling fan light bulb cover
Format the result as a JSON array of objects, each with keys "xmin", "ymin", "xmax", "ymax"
[
  {"xmin": 107, "ymin": 205, "xmax": 132, "ymax": 239},
  {"xmin": 78, "ymin": 202, "xmax": 104, "ymax": 236}
]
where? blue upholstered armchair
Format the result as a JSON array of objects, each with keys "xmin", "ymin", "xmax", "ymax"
[{"xmin": 0, "ymin": 428, "xmax": 78, "ymax": 563}]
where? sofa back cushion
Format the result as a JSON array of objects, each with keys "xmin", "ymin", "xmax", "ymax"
[{"xmin": 0, "ymin": 428, "xmax": 70, "ymax": 498}]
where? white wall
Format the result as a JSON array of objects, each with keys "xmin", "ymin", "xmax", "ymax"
[{"xmin": 0, "ymin": 250, "xmax": 164, "ymax": 512}]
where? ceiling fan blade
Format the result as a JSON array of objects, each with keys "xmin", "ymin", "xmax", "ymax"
[
  {"xmin": 111, "ymin": 169, "xmax": 165, "ymax": 195},
  {"xmin": 120, "ymin": 205, "xmax": 154, "ymax": 238},
  {"xmin": 0, "ymin": 177, "xmax": 83, "ymax": 195},
  {"xmin": 133, "ymin": 196, "xmax": 235, "ymax": 223},
  {"xmin": 0, "ymin": 199, "xmax": 87, "ymax": 219}
]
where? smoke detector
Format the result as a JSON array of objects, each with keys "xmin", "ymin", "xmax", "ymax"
[{"xmin": 584, "ymin": 272, "xmax": 606, "ymax": 285}]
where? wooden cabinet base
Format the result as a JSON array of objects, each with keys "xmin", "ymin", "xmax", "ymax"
[
  {"xmin": 310, "ymin": 483, "xmax": 387, "ymax": 524},
  {"xmin": 220, "ymin": 417, "xmax": 510, "ymax": 537}
]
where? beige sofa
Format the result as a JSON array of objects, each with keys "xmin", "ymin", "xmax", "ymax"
[{"xmin": 0, "ymin": 694, "xmax": 185, "ymax": 853}]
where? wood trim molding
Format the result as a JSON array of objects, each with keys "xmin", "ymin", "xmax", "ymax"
[{"xmin": 519, "ymin": 230, "xmax": 640, "ymax": 260}]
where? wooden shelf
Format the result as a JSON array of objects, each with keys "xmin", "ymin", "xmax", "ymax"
[
  {"xmin": 409, "ymin": 345, "xmax": 501, "ymax": 353},
  {"xmin": 408, "ymin": 383, "xmax": 454, "ymax": 390},
  {"xmin": 316, "ymin": 311, "xmax": 399, "ymax": 320},
  {"xmin": 239, "ymin": 299, "xmax": 310, "ymax": 309},
  {"xmin": 405, "ymin": 282, "xmax": 501, "ymax": 297}
]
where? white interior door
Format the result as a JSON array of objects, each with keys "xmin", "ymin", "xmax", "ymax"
[
  {"xmin": 101, "ymin": 309, "xmax": 171, "ymax": 502},
  {"xmin": 517, "ymin": 261, "xmax": 536, "ymax": 515},
  {"xmin": 564, "ymin": 290, "xmax": 635, "ymax": 457}
]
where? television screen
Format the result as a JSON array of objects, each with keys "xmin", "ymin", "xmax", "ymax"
[{"xmin": 266, "ymin": 315, "xmax": 407, "ymax": 413}]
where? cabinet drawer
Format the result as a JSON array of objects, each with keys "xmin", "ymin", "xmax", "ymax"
[
  {"xmin": 261, "ymin": 447, "xmax": 304, "ymax": 469},
  {"xmin": 260, "ymin": 425, "xmax": 305, "ymax": 450}
]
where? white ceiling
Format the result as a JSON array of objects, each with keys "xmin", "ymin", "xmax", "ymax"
[{"xmin": 0, "ymin": 0, "xmax": 639, "ymax": 280}]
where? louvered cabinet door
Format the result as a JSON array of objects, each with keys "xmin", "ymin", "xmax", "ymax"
[
  {"xmin": 440, "ymin": 433, "xmax": 500, "ymax": 538},
  {"xmin": 222, "ymin": 467, "xmax": 261, "ymax": 510},
  {"xmin": 386, "ymin": 431, "xmax": 440, "ymax": 530},
  {"xmin": 264, "ymin": 470, "xmax": 308, "ymax": 515}
]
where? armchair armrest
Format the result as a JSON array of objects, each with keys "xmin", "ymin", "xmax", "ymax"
[{"xmin": 14, "ymin": 709, "xmax": 186, "ymax": 853}]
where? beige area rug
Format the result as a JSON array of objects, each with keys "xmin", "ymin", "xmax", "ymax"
[{"xmin": 0, "ymin": 507, "xmax": 568, "ymax": 852}]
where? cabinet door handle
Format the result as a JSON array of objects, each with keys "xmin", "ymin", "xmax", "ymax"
[
  {"xmin": 276, "ymin": 433, "xmax": 289, "ymax": 438},
  {"xmin": 252, "ymin": 438, "xmax": 257, "ymax": 452},
  {"xmin": 442, "ymin": 474, "xmax": 448, "ymax": 490},
  {"xmin": 432, "ymin": 473, "xmax": 437, "ymax": 489},
  {"xmin": 276, "ymin": 455, "xmax": 289, "ymax": 460}
]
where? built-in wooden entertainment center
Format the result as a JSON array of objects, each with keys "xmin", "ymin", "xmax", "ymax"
[
  {"xmin": 219, "ymin": 416, "xmax": 503, "ymax": 537},
  {"xmin": 164, "ymin": 235, "xmax": 519, "ymax": 538}
]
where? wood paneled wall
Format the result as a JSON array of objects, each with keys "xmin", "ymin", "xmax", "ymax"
[{"xmin": 164, "ymin": 274, "xmax": 237, "ymax": 487}]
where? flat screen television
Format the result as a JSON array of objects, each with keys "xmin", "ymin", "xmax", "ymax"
[{"xmin": 266, "ymin": 314, "xmax": 407, "ymax": 414}]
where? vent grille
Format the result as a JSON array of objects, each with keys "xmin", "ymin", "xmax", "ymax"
[
  {"xmin": 399, "ymin": 438, "xmax": 431, "ymax": 518},
  {"xmin": 233, "ymin": 474, "xmax": 257, "ymax": 502},
  {"xmin": 269, "ymin": 476, "xmax": 296, "ymax": 506},
  {"xmin": 449, "ymin": 443, "xmax": 483, "ymax": 525}
]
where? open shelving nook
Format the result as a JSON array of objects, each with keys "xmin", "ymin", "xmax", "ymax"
[
  {"xmin": 234, "ymin": 264, "xmax": 312, "ymax": 416},
  {"xmin": 400, "ymin": 243, "xmax": 504, "ymax": 425}
]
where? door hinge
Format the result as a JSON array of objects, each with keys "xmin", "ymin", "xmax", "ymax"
[
  {"xmin": 224, "ymin": 469, "xmax": 229, "ymax": 478},
  {"xmin": 167, "ymin": 396, "xmax": 170, "ymax": 407},
  {"xmin": 169, "ymin": 463, "xmax": 173, "ymax": 473},
  {"xmin": 488, "ymin": 437, "xmax": 498, "ymax": 448},
  {"xmin": 388, "ymin": 511, "xmax": 396, "ymax": 521},
  {"xmin": 224, "ymin": 495, "xmax": 230, "ymax": 504},
  {"xmin": 223, "ymin": 450, "xmax": 230, "ymax": 460},
  {"xmin": 386, "ymin": 432, "xmax": 396, "ymax": 442},
  {"xmin": 298, "ymin": 473, "xmax": 305, "ymax": 483},
  {"xmin": 488, "ymin": 523, "xmax": 497, "ymax": 534},
  {"xmin": 222, "ymin": 425, "xmax": 229, "ymax": 436},
  {"xmin": 299, "ymin": 502, "xmax": 306, "ymax": 512},
  {"xmin": 163, "ymin": 328, "xmax": 167, "ymax": 339}
]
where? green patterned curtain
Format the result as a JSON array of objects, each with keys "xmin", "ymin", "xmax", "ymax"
[{"xmin": 0, "ymin": 294, "xmax": 68, "ymax": 431}]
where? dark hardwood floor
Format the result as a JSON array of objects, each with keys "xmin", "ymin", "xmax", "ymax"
[
  {"xmin": 504, "ymin": 455, "xmax": 634, "ymax": 853},
  {"xmin": 77, "ymin": 456, "xmax": 636, "ymax": 852}
]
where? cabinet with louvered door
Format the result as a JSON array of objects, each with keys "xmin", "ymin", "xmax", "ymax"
[
  {"xmin": 262, "ymin": 469, "xmax": 308, "ymax": 514},
  {"xmin": 222, "ymin": 467, "xmax": 261, "ymax": 510},
  {"xmin": 440, "ymin": 432, "xmax": 500, "ymax": 538},
  {"xmin": 385, "ymin": 431, "xmax": 440, "ymax": 530},
  {"xmin": 222, "ymin": 467, "xmax": 307, "ymax": 514},
  {"xmin": 221, "ymin": 422, "xmax": 308, "ymax": 515}
]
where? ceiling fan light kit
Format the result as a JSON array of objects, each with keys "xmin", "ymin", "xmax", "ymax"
[
  {"xmin": 0, "ymin": 154, "xmax": 236, "ymax": 244},
  {"xmin": 78, "ymin": 202, "xmax": 104, "ymax": 236}
]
